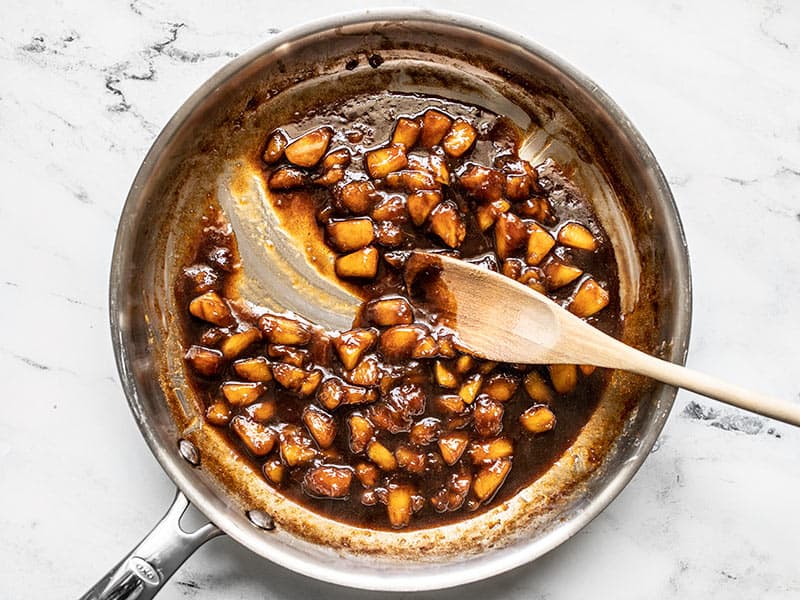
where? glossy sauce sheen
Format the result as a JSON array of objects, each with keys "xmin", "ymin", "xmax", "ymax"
[{"xmin": 177, "ymin": 92, "xmax": 620, "ymax": 530}]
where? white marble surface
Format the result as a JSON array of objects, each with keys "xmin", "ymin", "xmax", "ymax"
[{"xmin": 1, "ymin": 1, "xmax": 799, "ymax": 598}]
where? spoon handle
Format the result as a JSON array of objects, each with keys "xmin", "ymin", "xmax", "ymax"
[{"xmin": 612, "ymin": 342, "xmax": 800, "ymax": 427}]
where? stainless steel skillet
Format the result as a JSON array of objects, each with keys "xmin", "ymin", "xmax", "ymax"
[{"xmin": 83, "ymin": 9, "xmax": 691, "ymax": 599}]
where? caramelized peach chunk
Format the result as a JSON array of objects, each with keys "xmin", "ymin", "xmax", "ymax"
[
  {"xmin": 267, "ymin": 344, "xmax": 308, "ymax": 367},
  {"xmin": 233, "ymin": 357, "xmax": 272, "ymax": 382},
  {"xmin": 429, "ymin": 201, "xmax": 466, "ymax": 248},
  {"xmin": 482, "ymin": 373, "xmax": 519, "ymax": 402},
  {"xmin": 395, "ymin": 445, "xmax": 427, "ymax": 474},
  {"xmin": 205, "ymin": 401, "xmax": 231, "ymax": 426},
  {"xmin": 385, "ymin": 170, "xmax": 439, "ymax": 192},
  {"xmin": 517, "ymin": 196, "xmax": 555, "ymax": 223},
  {"xmin": 548, "ymin": 364, "xmax": 578, "ymax": 394},
  {"xmin": 520, "ymin": 405, "xmax": 557, "ymax": 433},
  {"xmin": 366, "ymin": 144, "xmax": 408, "ymax": 178},
  {"xmin": 221, "ymin": 381, "xmax": 263, "ymax": 407},
  {"xmin": 231, "ymin": 416, "xmax": 276, "ymax": 457},
  {"xmin": 303, "ymin": 406, "xmax": 337, "ymax": 448},
  {"xmin": 364, "ymin": 296, "xmax": 414, "ymax": 326},
  {"xmin": 258, "ymin": 314, "xmax": 312, "ymax": 346},
  {"xmin": 458, "ymin": 164, "xmax": 504, "ymax": 202},
  {"xmin": 475, "ymin": 199, "xmax": 511, "ymax": 232},
  {"xmin": 370, "ymin": 194, "xmax": 407, "ymax": 222},
  {"xmin": 407, "ymin": 190, "xmax": 442, "ymax": 226},
  {"xmin": 354, "ymin": 461, "xmax": 380, "ymax": 487},
  {"xmin": 262, "ymin": 457, "xmax": 285, "ymax": 484},
  {"xmin": 268, "ymin": 166, "xmax": 305, "ymax": 189},
  {"xmin": 185, "ymin": 345, "xmax": 223, "ymax": 377},
  {"xmin": 526, "ymin": 223, "xmax": 556, "ymax": 266},
  {"xmin": 367, "ymin": 440, "xmax": 397, "ymax": 471},
  {"xmin": 523, "ymin": 370, "xmax": 554, "ymax": 404},
  {"xmin": 326, "ymin": 218, "xmax": 375, "ymax": 252},
  {"xmin": 442, "ymin": 119, "xmax": 477, "ymax": 157},
  {"xmin": 322, "ymin": 148, "xmax": 351, "ymax": 170},
  {"xmin": 391, "ymin": 117, "xmax": 421, "ymax": 148},
  {"xmin": 473, "ymin": 396, "xmax": 504, "ymax": 437},
  {"xmin": 279, "ymin": 426, "xmax": 317, "ymax": 466},
  {"xmin": 333, "ymin": 328, "xmax": 378, "ymax": 370},
  {"xmin": 335, "ymin": 246, "xmax": 379, "ymax": 279},
  {"xmin": 189, "ymin": 291, "xmax": 233, "ymax": 327},
  {"xmin": 409, "ymin": 417, "xmax": 441, "ymax": 446},
  {"xmin": 386, "ymin": 484, "xmax": 416, "ymax": 528},
  {"xmin": 494, "ymin": 212, "xmax": 528, "ymax": 260},
  {"xmin": 303, "ymin": 466, "xmax": 352, "ymax": 498},
  {"xmin": 458, "ymin": 373, "xmax": 483, "ymax": 404},
  {"xmin": 580, "ymin": 364, "xmax": 597, "ymax": 376},
  {"xmin": 569, "ymin": 278, "xmax": 610, "ymax": 318},
  {"xmin": 558, "ymin": 222, "xmax": 597, "ymax": 251},
  {"xmin": 472, "ymin": 458, "xmax": 512, "ymax": 502},
  {"xmin": 284, "ymin": 127, "xmax": 332, "ymax": 167},
  {"xmin": 339, "ymin": 180, "xmax": 378, "ymax": 214},
  {"xmin": 344, "ymin": 355, "xmax": 381, "ymax": 387},
  {"xmin": 262, "ymin": 130, "xmax": 287, "ymax": 164},
  {"xmin": 420, "ymin": 109, "xmax": 453, "ymax": 147},
  {"xmin": 438, "ymin": 431, "xmax": 469, "ymax": 465},
  {"xmin": 433, "ymin": 394, "xmax": 467, "ymax": 415},
  {"xmin": 543, "ymin": 260, "xmax": 583, "ymax": 290},
  {"xmin": 469, "ymin": 437, "xmax": 513, "ymax": 463},
  {"xmin": 348, "ymin": 413, "xmax": 375, "ymax": 453},
  {"xmin": 220, "ymin": 328, "xmax": 261, "ymax": 360},
  {"xmin": 379, "ymin": 325, "xmax": 429, "ymax": 362},
  {"xmin": 434, "ymin": 360, "xmax": 459, "ymax": 389},
  {"xmin": 431, "ymin": 468, "xmax": 471, "ymax": 512},
  {"xmin": 318, "ymin": 378, "xmax": 377, "ymax": 410},
  {"xmin": 244, "ymin": 399, "xmax": 277, "ymax": 423}
]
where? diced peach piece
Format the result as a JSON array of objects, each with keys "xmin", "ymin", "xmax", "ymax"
[
  {"xmin": 344, "ymin": 355, "xmax": 380, "ymax": 387},
  {"xmin": 279, "ymin": 425, "xmax": 317, "ymax": 466},
  {"xmin": 302, "ymin": 406, "xmax": 337, "ymax": 448},
  {"xmin": 318, "ymin": 378, "xmax": 377, "ymax": 410},
  {"xmin": 458, "ymin": 164, "xmax": 504, "ymax": 202},
  {"xmin": 385, "ymin": 169, "xmax": 439, "ymax": 192},
  {"xmin": 569, "ymin": 278, "xmax": 610, "ymax": 318},
  {"xmin": 548, "ymin": 364, "xmax": 578, "ymax": 393},
  {"xmin": 268, "ymin": 166, "xmax": 306, "ymax": 190},
  {"xmin": 185, "ymin": 345, "xmax": 223, "ymax": 377},
  {"xmin": 267, "ymin": 344, "xmax": 308, "ymax": 367},
  {"xmin": 303, "ymin": 466, "xmax": 353, "ymax": 498},
  {"xmin": 314, "ymin": 167, "xmax": 345, "ymax": 186},
  {"xmin": 322, "ymin": 148, "xmax": 351, "ymax": 170},
  {"xmin": 364, "ymin": 296, "xmax": 414, "ymax": 326},
  {"xmin": 470, "ymin": 437, "xmax": 513, "ymax": 463},
  {"xmin": 475, "ymin": 199, "xmax": 511, "ymax": 232},
  {"xmin": 262, "ymin": 130, "xmax": 287, "ymax": 164},
  {"xmin": 258, "ymin": 314, "xmax": 312, "ymax": 346},
  {"xmin": 427, "ymin": 154, "xmax": 450, "ymax": 185},
  {"xmin": 395, "ymin": 445, "xmax": 427, "ymax": 474},
  {"xmin": 244, "ymin": 399, "xmax": 277, "ymax": 423},
  {"xmin": 333, "ymin": 328, "xmax": 378, "ymax": 370},
  {"xmin": 412, "ymin": 335, "xmax": 439, "ymax": 359},
  {"xmin": 348, "ymin": 413, "xmax": 375, "ymax": 453},
  {"xmin": 354, "ymin": 462, "xmax": 379, "ymax": 489},
  {"xmin": 326, "ymin": 218, "xmax": 375, "ymax": 252},
  {"xmin": 231, "ymin": 416, "xmax": 276, "ymax": 457},
  {"xmin": 526, "ymin": 223, "xmax": 556, "ymax": 266},
  {"xmin": 367, "ymin": 440, "xmax": 397, "ymax": 471},
  {"xmin": 558, "ymin": 222, "xmax": 597, "ymax": 251},
  {"xmin": 482, "ymin": 373, "xmax": 518, "ymax": 402},
  {"xmin": 221, "ymin": 381, "xmax": 263, "ymax": 407},
  {"xmin": 472, "ymin": 458, "xmax": 512, "ymax": 502},
  {"xmin": 409, "ymin": 417, "xmax": 441, "ymax": 446},
  {"xmin": 505, "ymin": 173, "xmax": 532, "ymax": 200},
  {"xmin": 543, "ymin": 260, "xmax": 583, "ymax": 290},
  {"xmin": 339, "ymin": 180, "xmax": 379, "ymax": 214},
  {"xmin": 438, "ymin": 431, "xmax": 469, "ymax": 465},
  {"xmin": 580, "ymin": 364, "xmax": 597, "ymax": 376},
  {"xmin": 370, "ymin": 194, "xmax": 407, "ymax": 222},
  {"xmin": 379, "ymin": 324, "xmax": 429, "ymax": 362},
  {"xmin": 375, "ymin": 221, "xmax": 404, "ymax": 247},
  {"xmin": 458, "ymin": 373, "xmax": 482, "ymax": 404},
  {"xmin": 473, "ymin": 396, "xmax": 504, "ymax": 437},
  {"xmin": 262, "ymin": 457, "xmax": 285, "ymax": 485},
  {"xmin": 189, "ymin": 291, "xmax": 233, "ymax": 327},
  {"xmin": 298, "ymin": 369, "xmax": 323, "ymax": 397},
  {"xmin": 477, "ymin": 361, "xmax": 499, "ymax": 375},
  {"xmin": 517, "ymin": 196, "xmax": 555, "ymax": 223},
  {"xmin": 420, "ymin": 109, "xmax": 453, "ymax": 147},
  {"xmin": 386, "ymin": 484, "xmax": 415, "ymax": 528},
  {"xmin": 366, "ymin": 144, "xmax": 408, "ymax": 178},
  {"xmin": 429, "ymin": 201, "xmax": 466, "ymax": 248},
  {"xmin": 442, "ymin": 119, "xmax": 477, "ymax": 157},
  {"xmin": 205, "ymin": 401, "xmax": 231, "ymax": 426},
  {"xmin": 523, "ymin": 370, "xmax": 554, "ymax": 404},
  {"xmin": 406, "ymin": 190, "xmax": 441, "ymax": 226},
  {"xmin": 520, "ymin": 405, "xmax": 557, "ymax": 433},
  {"xmin": 284, "ymin": 127, "xmax": 332, "ymax": 167},
  {"xmin": 220, "ymin": 328, "xmax": 261, "ymax": 360},
  {"xmin": 433, "ymin": 394, "xmax": 467, "ymax": 415},
  {"xmin": 431, "ymin": 468, "xmax": 472, "ymax": 512},
  {"xmin": 455, "ymin": 355, "xmax": 476, "ymax": 374},
  {"xmin": 434, "ymin": 360, "xmax": 459, "ymax": 389},
  {"xmin": 272, "ymin": 363, "xmax": 306, "ymax": 392},
  {"xmin": 391, "ymin": 117, "xmax": 421, "ymax": 148},
  {"xmin": 233, "ymin": 357, "xmax": 272, "ymax": 382},
  {"xmin": 494, "ymin": 212, "xmax": 528, "ymax": 260},
  {"xmin": 335, "ymin": 246, "xmax": 379, "ymax": 279}
]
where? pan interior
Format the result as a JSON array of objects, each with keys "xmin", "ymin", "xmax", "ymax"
[{"xmin": 112, "ymin": 13, "xmax": 689, "ymax": 591}]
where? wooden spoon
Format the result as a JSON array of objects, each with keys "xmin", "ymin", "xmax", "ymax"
[{"xmin": 422, "ymin": 253, "xmax": 800, "ymax": 427}]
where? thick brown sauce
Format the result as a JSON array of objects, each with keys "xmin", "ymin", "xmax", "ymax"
[{"xmin": 176, "ymin": 92, "xmax": 620, "ymax": 531}]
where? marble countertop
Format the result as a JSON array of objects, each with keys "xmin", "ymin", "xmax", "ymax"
[{"xmin": 1, "ymin": 1, "xmax": 798, "ymax": 598}]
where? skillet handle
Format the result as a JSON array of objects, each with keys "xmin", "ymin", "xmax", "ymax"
[{"xmin": 78, "ymin": 490, "xmax": 222, "ymax": 600}]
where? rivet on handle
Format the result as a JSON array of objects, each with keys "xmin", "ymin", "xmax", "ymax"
[
  {"xmin": 177, "ymin": 439, "xmax": 201, "ymax": 467},
  {"xmin": 246, "ymin": 509, "xmax": 275, "ymax": 531}
]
